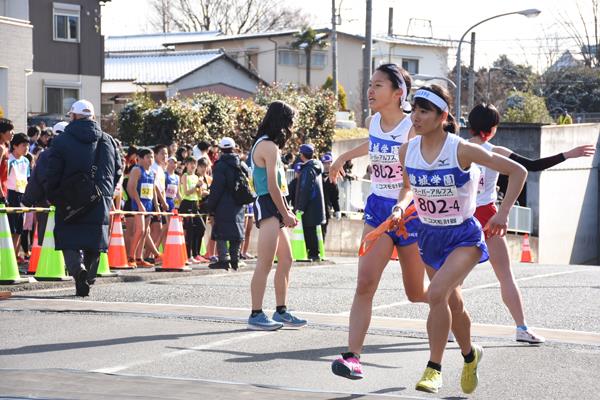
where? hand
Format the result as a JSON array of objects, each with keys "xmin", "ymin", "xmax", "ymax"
[
  {"xmin": 484, "ymin": 212, "xmax": 508, "ymax": 238},
  {"xmin": 328, "ymin": 158, "xmax": 346, "ymax": 183},
  {"xmin": 564, "ymin": 144, "xmax": 596, "ymax": 159},
  {"xmin": 137, "ymin": 202, "xmax": 146, "ymax": 213},
  {"xmin": 334, "ymin": 211, "xmax": 341, "ymax": 220},
  {"xmin": 389, "ymin": 207, "xmax": 404, "ymax": 231},
  {"xmin": 282, "ymin": 211, "xmax": 298, "ymax": 228}
]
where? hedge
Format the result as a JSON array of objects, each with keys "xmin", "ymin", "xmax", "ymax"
[{"xmin": 118, "ymin": 84, "xmax": 336, "ymax": 155}]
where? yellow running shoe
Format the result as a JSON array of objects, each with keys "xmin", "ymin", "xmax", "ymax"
[
  {"xmin": 461, "ymin": 343, "xmax": 483, "ymax": 394},
  {"xmin": 415, "ymin": 367, "xmax": 443, "ymax": 393}
]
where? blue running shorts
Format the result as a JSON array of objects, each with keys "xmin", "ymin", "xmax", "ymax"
[
  {"xmin": 363, "ymin": 193, "xmax": 420, "ymax": 247},
  {"xmin": 417, "ymin": 217, "xmax": 489, "ymax": 270}
]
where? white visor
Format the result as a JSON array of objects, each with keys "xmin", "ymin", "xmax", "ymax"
[{"xmin": 413, "ymin": 89, "xmax": 449, "ymax": 112}]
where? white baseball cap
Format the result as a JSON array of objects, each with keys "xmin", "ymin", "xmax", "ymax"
[
  {"xmin": 52, "ymin": 121, "xmax": 69, "ymax": 134},
  {"xmin": 218, "ymin": 137, "xmax": 235, "ymax": 149},
  {"xmin": 69, "ymin": 99, "xmax": 95, "ymax": 117}
]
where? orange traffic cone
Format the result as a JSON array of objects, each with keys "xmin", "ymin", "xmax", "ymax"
[
  {"xmin": 108, "ymin": 214, "xmax": 133, "ymax": 270},
  {"xmin": 156, "ymin": 211, "xmax": 191, "ymax": 272},
  {"xmin": 520, "ymin": 233, "xmax": 533, "ymax": 263},
  {"xmin": 27, "ymin": 226, "xmax": 41, "ymax": 275}
]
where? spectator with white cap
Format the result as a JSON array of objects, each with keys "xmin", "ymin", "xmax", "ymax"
[
  {"xmin": 46, "ymin": 99, "xmax": 122, "ymax": 297},
  {"xmin": 204, "ymin": 136, "xmax": 247, "ymax": 270}
]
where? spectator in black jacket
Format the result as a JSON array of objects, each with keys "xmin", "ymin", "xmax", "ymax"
[
  {"xmin": 295, "ymin": 144, "xmax": 326, "ymax": 261},
  {"xmin": 320, "ymin": 153, "xmax": 340, "ymax": 240},
  {"xmin": 46, "ymin": 100, "xmax": 122, "ymax": 297},
  {"xmin": 204, "ymin": 137, "xmax": 246, "ymax": 271}
]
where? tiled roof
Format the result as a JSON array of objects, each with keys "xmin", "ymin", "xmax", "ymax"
[
  {"xmin": 104, "ymin": 50, "xmax": 224, "ymax": 84},
  {"xmin": 105, "ymin": 31, "xmax": 221, "ymax": 52}
]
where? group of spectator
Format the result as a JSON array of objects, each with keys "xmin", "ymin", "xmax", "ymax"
[{"xmin": 0, "ymin": 99, "xmax": 343, "ymax": 296}]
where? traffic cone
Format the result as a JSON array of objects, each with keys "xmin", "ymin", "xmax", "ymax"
[
  {"xmin": 520, "ymin": 233, "xmax": 533, "ymax": 263},
  {"xmin": 0, "ymin": 204, "xmax": 28, "ymax": 284},
  {"xmin": 291, "ymin": 212, "xmax": 308, "ymax": 261},
  {"xmin": 35, "ymin": 207, "xmax": 71, "ymax": 281},
  {"xmin": 156, "ymin": 211, "xmax": 191, "ymax": 272},
  {"xmin": 26, "ymin": 226, "xmax": 42, "ymax": 274},
  {"xmin": 97, "ymin": 252, "xmax": 118, "ymax": 277},
  {"xmin": 108, "ymin": 214, "xmax": 133, "ymax": 269},
  {"xmin": 317, "ymin": 225, "xmax": 326, "ymax": 260}
]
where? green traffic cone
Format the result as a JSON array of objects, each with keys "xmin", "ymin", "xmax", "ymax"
[
  {"xmin": 0, "ymin": 204, "xmax": 28, "ymax": 284},
  {"xmin": 317, "ymin": 225, "xmax": 326, "ymax": 261},
  {"xmin": 291, "ymin": 212, "xmax": 308, "ymax": 261},
  {"xmin": 35, "ymin": 207, "xmax": 71, "ymax": 281},
  {"xmin": 97, "ymin": 252, "xmax": 117, "ymax": 277}
]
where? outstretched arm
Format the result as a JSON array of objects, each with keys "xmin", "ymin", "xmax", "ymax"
[{"xmin": 494, "ymin": 144, "xmax": 595, "ymax": 172}]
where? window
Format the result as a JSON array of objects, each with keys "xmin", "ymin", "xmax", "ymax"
[
  {"xmin": 278, "ymin": 50, "xmax": 299, "ymax": 66},
  {"xmin": 299, "ymin": 52, "xmax": 327, "ymax": 68},
  {"xmin": 53, "ymin": 2, "xmax": 80, "ymax": 42},
  {"xmin": 45, "ymin": 87, "xmax": 79, "ymax": 114},
  {"xmin": 402, "ymin": 59, "xmax": 419, "ymax": 74}
]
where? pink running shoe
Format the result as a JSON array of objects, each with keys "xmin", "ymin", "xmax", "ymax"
[{"xmin": 331, "ymin": 355, "xmax": 363, "ymax": 380}]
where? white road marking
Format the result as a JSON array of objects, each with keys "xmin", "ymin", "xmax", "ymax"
[{"xmin": 357, "ymin": 268, "xmax": 596, "ymax": 314}]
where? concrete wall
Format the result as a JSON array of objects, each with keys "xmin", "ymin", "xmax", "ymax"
[
  {"xmin": 461, "ymin": 123, "xmax": 600, "ymax": 265},
  {"xmin": 0, "ymin": 16, "xmax": 33, "ymax": 132},
  {"xmin": 536, "ymin": 124, "xmax": 600, "ymax": 264},
  {"xmin": 28, "ymin": 71, "xmax": 101, "ymax": 117},
  {"xmin": 372, "ymin": 43, "xmax": 448, "ymax": 83}
]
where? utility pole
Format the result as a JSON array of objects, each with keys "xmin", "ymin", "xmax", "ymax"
[
  {"xmin": 467, "ymin": 32, "xmax": 476, "ymax": 111},
  {"xmin": 361, "ymin": 0, "xmax": 372, "ymax": 126},
  {"xmin": 331, "ymin": 0, "xmax": 338, "ymax": 109}
]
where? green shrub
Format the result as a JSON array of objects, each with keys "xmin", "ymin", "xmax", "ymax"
[
  {"xmin": 502, "ymin": 91, "xmax": 553, "ymax": 124},
  {"xmin": 322, "ymin": 75, "xmax": 348, "ymax": 111},
  {"xmin": 118, "ymin": 94, "xmax": 155, "ymax": 145}
]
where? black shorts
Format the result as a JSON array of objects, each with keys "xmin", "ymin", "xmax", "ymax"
[
  {"xmin": 7, "ymin": 190, "xmax": 23, "ymax": 234},
  {"xmin": 253, "ymin": 195, "xmax": 285, "ymax": 228}
]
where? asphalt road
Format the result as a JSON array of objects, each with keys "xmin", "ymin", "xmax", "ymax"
[{"xmin": 1, "ymin": 257, "xmax": 599, "ymax": 399}]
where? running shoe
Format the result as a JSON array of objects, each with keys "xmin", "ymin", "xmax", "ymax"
[
  {"xmin": 127, "ymin": 258, "xmax": 137, "ymax": 268},
  {"xmin": 247, "ymin": 312, "xmax": 283, "ymax": 331},
  {"xmin": 136, "ymin": 258, "xmax": 153, "ymax": 267},
  {"xmin": 461, "ymin": 344, "xmax": 483, "ymax": 394},
  {"xmin": 331, "ymin": 355, "xmax": 363, "ymax": 380},
  {"xmin": 272, "ymin": 311, "xmax": 307, "ymax": 328},
  {"xmin": 516, "ymin": 328, "xmax": 545, "ymax": 344},
  {"xmin": 415, "ymin": 367, "xmax": 443, "ymax": 393}
]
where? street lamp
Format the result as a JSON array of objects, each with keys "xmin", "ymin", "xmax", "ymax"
[{"xmin": 454, "ymin": 9, "xmax": 541, "ymax": 119}]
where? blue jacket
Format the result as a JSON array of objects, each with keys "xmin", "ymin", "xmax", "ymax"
[
  {"xmin": 45, "ymin": 119, "xmax": 122, "ymax": 251},
  {"xmin": 295, "ymin": 159, "xmax": 326, "ymax": 227},
  {"xmin": 205, "ymin": 153, "xmax": 245, "ymax": 241}
]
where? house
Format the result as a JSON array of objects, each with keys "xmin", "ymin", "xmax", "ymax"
[
  {"xmin": 164, "ymin": 28, "xmax": 451, "ymax": 117},
  {"xmin": 27, "ymin": 0, "xmax": 107, "ymax": 120},
  {"xmin": 102, "ymin": 49, "xmax": 267, "ymax": 115},
  {"xmin": 0, "ymin": 0, "xmax": 33, "ymax": 132},
  {"xmin": 547, "ymin": 49, "xmax": 586, "ymax": 72}
]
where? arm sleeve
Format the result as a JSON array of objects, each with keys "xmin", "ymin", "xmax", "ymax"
[{"xmin": 509, "ymin": 151, "xmax": 566, "ymax": 172}]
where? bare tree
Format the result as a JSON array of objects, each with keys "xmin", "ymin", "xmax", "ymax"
[
  {"xmin": 556, "ymin": 0, "xmax": 600, "ymax": 67},
  {"xmin": 150, "ymin": 0, "xmax": 177, "ymax": 33},
  {"xmin": 163, "ymin": 0, "xmax": 308, "ymax": 35}
]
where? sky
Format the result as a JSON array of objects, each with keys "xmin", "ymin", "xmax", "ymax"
[{"xmin": 101, "ymin": 0, "xmax": 592, "ymax": 72}]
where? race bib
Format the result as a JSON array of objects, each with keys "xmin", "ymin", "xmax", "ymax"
[
  {"xmin": 140, "ymin": 182, "xmax": 154, "ymax": 200},
  {"xmin": 477, "ymin": 166, "xmax": 485, "ymax": 195},
  {"xmin": 413, "ymin": 186, "xmax": 463, "ymax": 226},
  {"xmin": 16, "ymin": 178, "xmax": 27, "ymax": 193},
  {"xmin": 166, "ymin": 183, "xmax": 178, "ymax": 199}
]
